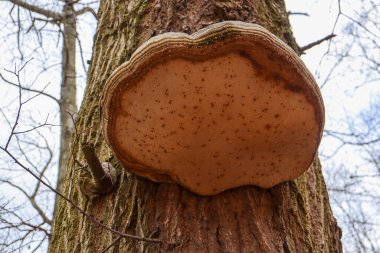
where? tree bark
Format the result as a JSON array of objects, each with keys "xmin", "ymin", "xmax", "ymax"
[
  {"xmin": 56, "ymin": 0, "xmax": 78, "ymax": 194},
  {"xmin": 50, "ymin": 1, "xmax": 342, "ymax": 252}
]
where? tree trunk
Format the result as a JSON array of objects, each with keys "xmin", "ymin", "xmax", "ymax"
[
  {"xmin": 50, "ymin": 1, "xmax": 342, "ymax": 252},
  {"xmin": 57, "ymin": 0, "xmax": 78, "ymax": 194},
  {"xmin": 52, "ymin": 0, "xmax": 78, "ymax": 223}
]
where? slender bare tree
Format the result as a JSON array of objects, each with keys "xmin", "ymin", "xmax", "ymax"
[
  {"xmin": 0, "ymin": 0, "xmax": 97, "ymax": 251},
  {"xmin": 5, "ymin": 0, "xmax": 97, "ymax": 195}
]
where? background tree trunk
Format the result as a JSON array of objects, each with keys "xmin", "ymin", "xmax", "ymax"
[
  {"xmin": 50, "ymin": 0, "xmax": 342, "ymax": 252},
  {"xmin": 56, "ymin": 0, "xmax": 78, "ymax": 204},
  {"xmin": 8, "ymin": 0, "xmax": 80, "ymax": 215}
]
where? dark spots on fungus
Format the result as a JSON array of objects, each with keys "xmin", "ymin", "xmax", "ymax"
[
  {"xmin": 104, "ymin": 22, "xmax": 324, "ymax": 196},
  {"xmin": 223, "ymin": 102, "xmax": 230, "ymax": 107},
  {"xmin": 284, "ymin": 83, "xmax": 302, "ymax": 93},
  {"xmin": 267, "ymin": 54, "xmax": 275, "ymax": 61}
]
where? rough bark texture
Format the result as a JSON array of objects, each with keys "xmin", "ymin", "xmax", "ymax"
[{"xmin": 50, "ymin": 1, "xmax": 342, "ymax": 252}]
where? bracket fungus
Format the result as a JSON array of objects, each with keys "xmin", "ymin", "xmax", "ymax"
[{"xmin": 101, "ymin": 21, "xmax": 324, "ymax": 196}]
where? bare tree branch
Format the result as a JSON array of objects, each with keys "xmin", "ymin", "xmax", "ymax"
[
  {"xmin": 8, "ymin": 0, "xmax": 61, "ymax": 20},
  {"xmin": 0, "ymin": 63, "xmax": 161, "ymax": 244},
  {"xmin": 75, "ymin": 6, "xmax": 97, "ymax": 19},
  {"xmin": 287, "ymin": 11, "xmax": 309, "ymax": 17},
  {"xmin": 0, "ymin": 146, "xmax": 162, "ymax": 243},
  {"xmin": 0, "ymin": 179, "xmax": 52, "ymax": 226},
  {"xmin": 325, "ymin": 129, "xmax": 380, "ymax": 146},
  {"xmin": 101, "ymin": 236, "xmax": 121, "ymax": 253},
  {"xmin": 299, "ymin": 34, "xmax": 337, "ymax": 53},
  {"xmin": 0, "ymin": 72, "xmax": 60, "ymax": 104}
]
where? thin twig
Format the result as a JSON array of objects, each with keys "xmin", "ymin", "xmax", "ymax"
[
  {"xmin": 287, "ymin": 11, "xmax": 309, "ymax": 17},
  {"xmin": 0, "ymin": 62, "xmax": 161, "ymax": 244},
  {"xmin": 101, "ymin": 236, "xmax": 122, "ymax": 253},
  {"xmin": 0, "ymin": 147, "xmax": 161, "ymax": 244},
  {"xmin": 75, "ymin": 7, "xmax": 97, "ymax": 19},
  {"xmin": 299, "ymin": 34, "xmax": 337, "ymax": 53},
  {"xmin": 13, "ymin": 114, "xmax": 59, "ymax": 135},
  {"xmin": 3, "ymin": 61, "xmax": 27, "ymax": 150},
  {"xmin": 9, "ymin": 0, "xmax": 62, "ymax": 20},
  {"xmin": 0, "ymin": 72, "xmax": 60, "ymax": 104}
]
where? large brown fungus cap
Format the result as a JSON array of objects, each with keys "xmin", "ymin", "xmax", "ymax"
[{"xmin": 102, "ymin": 21, "xmax": 324, "ymax": 196}]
